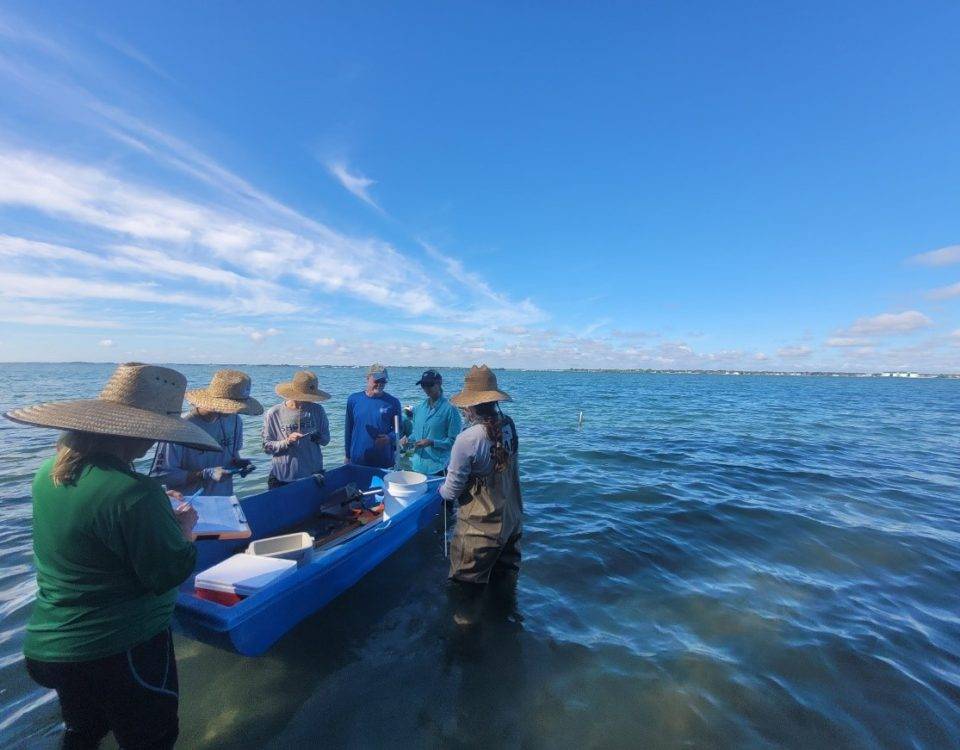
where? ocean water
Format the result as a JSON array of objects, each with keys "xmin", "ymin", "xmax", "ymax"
[{"xmin": 1, "ymin": 363, "xmax": 959, "ymax": 749}]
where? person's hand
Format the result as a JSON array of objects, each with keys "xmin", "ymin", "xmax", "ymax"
[
  {"xmin": 165, "ymin": 489, "xmax": 183, "ymax": 502},
  {"xmin": 374, "ymin": 435, "xmax": 390, "ymax": 448},
  {"xmin": 287, "ymin": 432, "xmax": 304, "ymax": 443},
  {"xmin": 399, "ymin": 436, "xmax": 409, "ymax": 449},
  {"xmin": 202, "ymin": 466, "xmax": 227, "ymax": 483},
  {"xmin": 414, "ymin": 439, "xmax": 434, "ymax": 449},
  {"xmin": 174, "ymin": 502, "xmax": 199, "ymax": 541}
]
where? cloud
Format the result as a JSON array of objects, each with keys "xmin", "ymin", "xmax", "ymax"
[
  {"xmin": 825, "ymin": 337, "xmax": 871, "ymax": 348},
  {"xmin": 927, "ymin": 282, "xmax": 960, "ymax": 301},
  {"xmin": 908, "ymin": 244, "xmax": 960, "ymax": 267},
  {"xmin": 97, "ymin": 33, "xmax": 174, "ymax": 82},
  {"xmin": 98, "ymin": 338, "xmax": 115, "ymax": 347},
  {"xmin": 249, "ymin": 328, "xmax": 280, "ymax": 343},
  {"xmin": 315, "ymin": 337, "xmax": 336, "ymax": 347},
  {"xmin": 326, "ymin": 161, "xmax": 380, "ymax": 210},
  {"xmin": 0, "ymin": 270, "xmax": 231, "ymax": 311},
  {"xmin": 842, "ymin": 310, "xmax": 933, "ymax": 336},
  {"xmin": 777, "ymin": 345, "xmax": 812, "ymax": 358}
]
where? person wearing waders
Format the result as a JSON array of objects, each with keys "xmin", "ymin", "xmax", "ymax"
[
  {"xmin": 439, "ymin": 365, "xmax": 522, "ymax": 626},
  {"xmin": 262, "ymin": 370, "xmax": 331, "ymax": 489},
  {"xmin": 151, "ymin": 369, "xmax": 262, "ymax": 495}
]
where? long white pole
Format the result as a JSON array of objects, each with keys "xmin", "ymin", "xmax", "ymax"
[{"xmin": 393, "ymin": 414, "xmax": 400, "ymax": 470}]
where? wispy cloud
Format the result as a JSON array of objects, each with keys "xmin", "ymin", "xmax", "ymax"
[
  {"xmin": 777, "ymin": 345, "xmax": 812, "ymax": 358},
  {"xmin": 326, "ymin": 161, "xmax": 380, "ymax": 210},
  {"xmin": 96, "ymin": 33, "xmax": 174, "ymax": 82},
  {"xmin": 825, "ymin": 337, "xmax": 871, "ymax": 347},
  {"xmin": 908, "ymin": 244, "xmax": 960, "ymax": 267},
  {"xmin": 98, "ymin": 338, "xmax": 115, "ymax": 347},
  {"xmin": 927, "ymin": 282, "xmax": 960, "ymax": 301},
  {"xmin": 841, "ymin": 310, "xmax": 932, "ymax": 336}
]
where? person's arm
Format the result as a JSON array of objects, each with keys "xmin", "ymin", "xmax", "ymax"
[
  {"xmin": 150, "ymin": 441, "xmax": 190, "ymax": 489},
  {"xmin": 262, "ymin": 410, "xmax": 291, "ymax": 455},
  {"xmin": 344, "ymin": 396, "xmax": 354, "ymax": 461},
  {"xmin": 318, "ymin": 406, "xmax": 330, "ymax": 446},
  {"xmin": 431, "ymin": 404, "xmax": 461, "ymax": 452},
  {"xmin": 109, "ymin": 488, "xmax": 197, "ymax": 594},
  {"xmin": 233, "ymin": 415, "xmax": 244, "ymax": 462},
  {"xmin": 439, "ymin": 432, "xmax": 475, "ymax": 502}
]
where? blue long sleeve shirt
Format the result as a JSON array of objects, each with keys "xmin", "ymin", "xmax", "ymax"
[
  {"xmin": 401, "ymin": 396, "xmax": 462, "ymax": 475},
  {"xmin": 344, "ymin": 390, "xmax": 402, "ymax": 468}
]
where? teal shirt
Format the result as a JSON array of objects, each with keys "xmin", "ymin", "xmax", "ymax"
[
  {"xmin": 25, "ymin": 455, "xmax": 196, "ymax": 661},
  {"xmin": 401, "ymin": 396, "xmax": 462, "ymax": 475}
]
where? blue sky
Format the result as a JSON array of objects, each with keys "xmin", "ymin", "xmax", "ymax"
[{"xmin": 0, "ymin": 1, "xmax": 958, "ymax": 371}]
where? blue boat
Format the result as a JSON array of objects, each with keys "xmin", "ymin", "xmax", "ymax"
[{"xmin": 174, "ymin": 464, "xmax": 442, "ymax": 656}]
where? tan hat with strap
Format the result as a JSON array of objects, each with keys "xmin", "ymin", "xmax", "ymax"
[
  {"xmin": 449, "ymin": 365, "xmax": 513, "ymax": 407},
  {"xmin": 186, "ymin": 369, "xmax": 263, "ymax": 415},
  {"xmin": 275, "ymin": 370, "xmax": 330, "ymax": 402},
  {"xmin": 3, "ymin": 363, "xmax": 220, "ymax": 450}
]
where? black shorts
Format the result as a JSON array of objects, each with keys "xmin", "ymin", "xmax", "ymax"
[{"xmin": 26, "ymin": 628, "xmax": 179, "ymax": 750}]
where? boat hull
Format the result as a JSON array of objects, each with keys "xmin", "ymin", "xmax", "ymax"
[{"xmin": 173, "ymin": 464, "xmax": 442, "ymax": 655}]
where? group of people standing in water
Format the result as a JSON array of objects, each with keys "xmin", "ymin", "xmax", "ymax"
[{"xmin": 4, "ymin": 361, "xmax": 522, "ymax": 749}]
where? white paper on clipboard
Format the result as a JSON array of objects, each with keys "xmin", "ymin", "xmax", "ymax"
[{"xmin": 171, "ymin": 495, "xmax": 251, "ymax": 539}]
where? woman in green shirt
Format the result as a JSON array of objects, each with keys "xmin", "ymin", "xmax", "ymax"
[{"xmin": 4, "ymin": 363, "xmax": 219, "ymax": 750}]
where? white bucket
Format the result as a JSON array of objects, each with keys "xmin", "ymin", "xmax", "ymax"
[{"xmin": 382, "ymin": 470, "xmax": 428, "ymax": 499}]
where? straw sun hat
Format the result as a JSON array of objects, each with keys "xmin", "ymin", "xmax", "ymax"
[
  {"xmin": 275, "ymin": 370, "xmax": 330, "ymax": 402},
  {"xmin": 3, "ymin": 363, "xmax": 220, "ymax": 450},
  {"xmin": 449, "ymin": 365, "xmax": 513, "ymax": 408},
  {"xmin": 186, "ymin": 369, "xmax": 263, "ymax": 415}
]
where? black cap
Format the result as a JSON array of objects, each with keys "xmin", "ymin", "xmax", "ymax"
[{"xmin": 416, "ymin": 369, "xmax": 441, "ymax": 386}]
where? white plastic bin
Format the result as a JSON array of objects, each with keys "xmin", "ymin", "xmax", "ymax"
[{"xmin": 246, "ymin": 532, "xmax": 314, "ymax": 564}]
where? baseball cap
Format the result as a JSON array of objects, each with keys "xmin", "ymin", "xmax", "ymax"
[
  {"xmin": 366, "ymin": 363, "xmax": 388, "ymax": 382},
  {"xmin": 416, "ymin": 369, "xmax": 441, "ymax": 386}
]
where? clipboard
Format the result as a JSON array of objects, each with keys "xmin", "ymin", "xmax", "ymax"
[{"xmin": 171, "ymin": 495, "xmax": 252, "ymax": 540}]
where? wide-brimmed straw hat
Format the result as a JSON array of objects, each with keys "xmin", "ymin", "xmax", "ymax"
[
  {"xmin": 3, "ymin": 363, "xmax": 220, "ymax": 450},
  {"xmin": 449, "ymin": 365, "xmax": 512, "ymax": 407},
  {"xmin": 186, "ymin": 369, "xmax": 263, "ymax": 415},
  {"xmin": 275, "ymin": 370, "xmax": 330, "ymax": 402}
]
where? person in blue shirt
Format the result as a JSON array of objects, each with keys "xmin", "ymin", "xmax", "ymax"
[
  {"xmin": 400, "ymin": 369, "xmax": 462, "ymax": 476},
  {"xmin": 344, "ymin": 363, "xmax": 402, "ymax": 468}
]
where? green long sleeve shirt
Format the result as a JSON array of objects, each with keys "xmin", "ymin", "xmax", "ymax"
[{"xmin": 25, "ymin": 454, "xmax": 197, "ymax": 662}]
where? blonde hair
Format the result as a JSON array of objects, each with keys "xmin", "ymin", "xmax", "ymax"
[{"xmin": 50, "ymin": 431, "xmax": 147, "ymax": 486}]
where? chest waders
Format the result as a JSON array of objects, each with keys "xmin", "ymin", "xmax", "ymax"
[{"xmin": 448, "ymin": 449, "xmax": 523, "ymax": 584}]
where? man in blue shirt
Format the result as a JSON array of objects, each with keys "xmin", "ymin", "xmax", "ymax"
[
  {"xmin": 344, "ymin": 363, "xmax": 402, "ymax": 468},
  {"xmin": 400, "ymin": 369, "xmax": 462, "ymax": 476}
]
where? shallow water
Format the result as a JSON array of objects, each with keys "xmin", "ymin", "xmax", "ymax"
[{"xmin": 1, "ymin": 364, "xmax": 959, "ymax": 748}]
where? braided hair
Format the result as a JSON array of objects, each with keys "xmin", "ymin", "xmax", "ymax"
[{"xmin": 472, "ymin": 401, "xmax": 509, "ymax": 473}]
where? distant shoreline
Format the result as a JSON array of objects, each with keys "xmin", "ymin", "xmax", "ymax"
[{"xmin": 0, "ymin": 362, "xmax": 957, "ymax": 379}]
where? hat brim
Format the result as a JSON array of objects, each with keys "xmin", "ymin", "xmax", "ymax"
[
  {"xmin": 449, "ymin": 389, "xmax": 512, "ymax": 408},
  {"xmin": 275, "ymin": 383, "xmax": 330, "ymax": 402},
  {"xmin": 4, "ymin": 400, "xmax": 221, "ymax": 451},
  {"xmin": 185, "ymin": 389, "xmax": 264, "ymax": 416}
]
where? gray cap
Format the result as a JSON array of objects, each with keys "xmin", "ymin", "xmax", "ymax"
[{"xmin": 366, "ymin": 363, "xmax": 388, "ymax": 381}]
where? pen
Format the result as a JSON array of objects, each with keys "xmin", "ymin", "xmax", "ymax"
[{"xmin": 182, "ymin": 487, "xmax": 203, "ymax": 509}]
